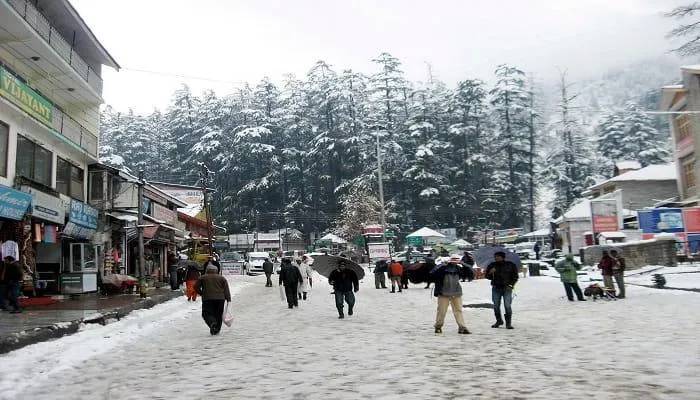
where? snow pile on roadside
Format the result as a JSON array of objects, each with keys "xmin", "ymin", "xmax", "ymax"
[{"xmin": 0, "ymin": 278, "xmax": 252, "ymax": 400}]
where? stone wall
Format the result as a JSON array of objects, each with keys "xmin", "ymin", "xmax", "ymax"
[{"xmin": 580, "ymin": 236, "xmax": 677, "ymax": 270}]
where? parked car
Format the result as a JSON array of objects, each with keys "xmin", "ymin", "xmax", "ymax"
[{"xmin": 245, "ymin": 252, "xmax": 269, "ymax": 275}]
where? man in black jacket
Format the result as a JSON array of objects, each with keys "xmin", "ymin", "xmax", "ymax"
[
  {"xmin": 262, "ymin": 258, "xmax": 274, "ymax": 287},
  {"xmin": 328, "ymin": 260, "xmax": 359, "ymax": 319},
  {"xmin": 279, "ymin": 259, "xmax": 302, "ymax": 308},
  {"xmin": 485, "ymin": 251, "xmax": 519, "ymax": 329}
]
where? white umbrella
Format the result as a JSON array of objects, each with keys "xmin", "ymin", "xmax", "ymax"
[{"xmin": 406, "ymin": 227, "xmax": 446, "ymax": 239}]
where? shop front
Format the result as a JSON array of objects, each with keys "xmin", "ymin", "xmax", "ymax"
[
  {"xmin": 0, "ymin": 184, "xmax": 32, "ymax": 276},
  {"xmin": 20, "ymin": 186, "xmax": 65, "ymax": 294},
  {"xmin": 60, "ymin": 200, "xmax": 100, "ymax": 294}
]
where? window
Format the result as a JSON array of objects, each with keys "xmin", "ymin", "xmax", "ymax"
[
  {"xmin": 0, "ymin": 122, "xmax": 8, "ymax": 177},
  {"xmin": 682, "ymin": 156, "xmax": 696, "ymax": 190},
  {"xmin": 89, "ymin": 171, "xmax": 103, "ymax": 201},
  {"xmin": 676, "ymin": 115, "xmax": 693, "ymax": 142},
  {"xmin": 16, "ymin": 135, "xmax": 51, "ymax": 186},
  {"xmin": 56, "ymin": 158, "xmax": 84, "ymax": 200}
]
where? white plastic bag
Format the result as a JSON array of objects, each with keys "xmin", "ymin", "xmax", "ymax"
[
  {"xmin": 279, "ymin": 284, "xmax": 286, "ymax": 301},
  {"xmin": 222, "ymin": 302, "xmax": 233, "ymax": 327}
]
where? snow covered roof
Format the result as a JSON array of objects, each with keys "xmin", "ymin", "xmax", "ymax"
[
  {"xmin": 406, "ymin": 227, "xmax": 446, "ymax": 238},
  {"xmin": 661, "ymin": 84, "xmax": 685, "ymax": 90},
  {"xmin": 599, "ymin": 231, "xmax": 626, "ymax": 238},
  {"xmin": 319, "ymin": 233, "xmax": 347, "ymax": 244},
  {"xmin": 615, "ymin": 161, "xmax": 641, "ymax": 171},
  {"xmin": 522, "ymin": 228, "xmax": 550, "ymax": 238},
  {"xmin": 588, "ymin": 164, "xmax": 676, "ymax": 191},
  {"xmin": 563, "ymin": 198, "xmax": 636, "ymax": 221},
  {"xmin": 178, "ymin": 204, "xmax": 203, "ymax": 218},
  {"xmin": 451, "ymin": 239, "xmax": 472, "ymax": 247},
  {"xmin": 681, "ymin": 65, "xmax": 700, "ymax": 74}
]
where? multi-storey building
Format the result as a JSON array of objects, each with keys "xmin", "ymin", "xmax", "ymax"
[{"xmin": 0, "ymin": 0, "xmax": 118, "ymax": 294}]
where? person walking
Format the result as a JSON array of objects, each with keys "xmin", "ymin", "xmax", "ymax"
[
  {"xmin": 296, "ymin": 257, "xmax": 313, "ymax": 300},
  {"xmin": 430, "ymin": 255, "xmax": 473, "ymax": 334},
  {"xmin": 263, "ymin": 258, "xmax": 274, "ymax": 287},
  {"xmin": 185, "ymin": 263, "xmax": 201, "ymax": 301},
  {"xmin": 389, "ymin": 259, "xmax": 403, "ymax": 293},
  {"xmin": 374, "ymin": 259, "xmax": 388, "ymax": 289},
  {"xmin": 598, "ymin": 251, "xmax": 616, "ymax": 294},
  {"xmin": 203, "ymin": 255, "xmax": 221, "ymax": 274},
  {"xmin": 3, "ymin": 256, "xmax": 23, "ymax": 313},
  {"xmin": 195, "ymin": 265, "xmax": 231, "ymax": 335},
  {"xmin": 328, "ymin": 260, "xmax": 359, "ymax": 319},
  {"xmin": 460, "ymin": 252, "xmax": 475, "ymax": 282},
  {"xmin": 485, "ymin": 251, "xmax": 519, "ymax": 329},
  {"xmin": 534, "ymin": 242, "xmax": 541, "ymax": 260},
  {"xmin": 610, "ymin": 250, "xmax": 626, "ymax": 298},
  {"xmin": 167, "ymin": 251, "xmax": 180, "ymax": 290},
  {"xmin": 554, "ymin": 254, "xmax": 586, "ymax": 301},
  {"xmin": 279, "ymin": 259, "xmax": 302, "ymax": 309}
]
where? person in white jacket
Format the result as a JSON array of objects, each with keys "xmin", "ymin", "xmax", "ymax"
[{"xmin": 295, "ymin": 256, "xmax": 313, "ymax": 301}]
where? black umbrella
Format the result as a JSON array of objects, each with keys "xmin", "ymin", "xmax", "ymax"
[
  {"xmin": 312, "ymin": 255, "xmax": 365, "ymax": 280},
  {"xmin": 474, "ymin": 246, "xmax": 521, "ymax": 268}
]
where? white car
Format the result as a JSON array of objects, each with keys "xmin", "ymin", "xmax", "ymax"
[{"xmin": 246, "ymin": 252, "xmax": 270, "ymax": 275}]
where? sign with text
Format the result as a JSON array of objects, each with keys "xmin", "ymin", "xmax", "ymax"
[
  {"xmin": 68, "ymin": 200, "xmax": 98, "ymax": 229},
  {"xmin": 590, "ymin": 198, "xmax": 620, "ymax": 233},
  {"xmin": 21, "ymin": 186, "xmax": 64, "ymax": 225},
  {"xmin": 152, "ymin": 203, "xmax": 177, "ymax": 224},
  {"xmin": 367, "ymin": 243, "xmax": 391, "ymax": 260},
  {"xmin": 638, "ymin": 208, "xmax": 684, "ymax": 233},
  {"xmin": 0, "ymin": 66, "xmax": 53, "ymax": 127},
  {"xmin": 0, "ymin": 184, "xmax": 31, "ymax": 220}
]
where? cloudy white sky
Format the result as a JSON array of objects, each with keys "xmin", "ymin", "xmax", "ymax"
[{"xmin": 70, "ymin": 0, "xmax": 684, "ymax": 113}]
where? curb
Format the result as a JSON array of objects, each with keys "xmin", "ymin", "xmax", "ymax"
[{"xmin": 0, "ymin": 290, "xmax": 183, "ymax": 355}]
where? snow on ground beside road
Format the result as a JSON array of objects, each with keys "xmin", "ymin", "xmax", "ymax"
[
  {"xmin": 543, "ymin": 264, "xmax": 700, "ymax": 289},
  {"xmin": 0, "ymin": 276, "xmax": 253, "ymax": 400},
  {"xmin": 5, "ymin": 273, "xmax": 700, "ymax": 399}
]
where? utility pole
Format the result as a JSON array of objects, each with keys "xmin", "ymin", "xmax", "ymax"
[
  {"xmin": 200, "ymin": 163, "xmax": 214, "ymax": 256},
  {"xmin": 137, "ymin": 170, "xmax": 146, "ymax": 298}
]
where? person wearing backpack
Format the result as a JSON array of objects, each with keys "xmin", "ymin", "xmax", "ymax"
[{"xmin": 555, "ymin": 254, "xmax": 586, "ymax": 302}]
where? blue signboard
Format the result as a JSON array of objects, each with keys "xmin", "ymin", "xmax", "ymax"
[
  {"xmin": 687, "ymin": 233, "xmax": 700, "ymax": 255},
  {"xmin": 69, "ymin": 200, "xmax": 98, "ymax": 229},
  {"xmin": 0, "ymin": 184, "xmax": 31, "ymax": 220},
  {"xmin": 638, "ymin": 208, "xmax": 684, "ymax": 233}
]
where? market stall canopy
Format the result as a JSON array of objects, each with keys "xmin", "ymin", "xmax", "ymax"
[
  {"xmin": 451, "ymin": 239, "xmax": 473, "ymax": 249},
  {"xmin": 319, "ymin": 233, "xmax": 348, "ymax": 244},
  {"xmin": 406, "ymin": 227, "xmax": 446, "ymax": 239},
  {"xmin": 522, "ymin": 229, "xmax": 550, "ymax": 238}
]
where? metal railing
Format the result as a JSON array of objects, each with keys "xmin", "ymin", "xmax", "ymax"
[
  {"xmin": 6, "ymin": 0, "xmax": 104, "ymax": 94},
  {"xmin": 49, "ymin": 106, "xmax": 99, "ymax": 157}
]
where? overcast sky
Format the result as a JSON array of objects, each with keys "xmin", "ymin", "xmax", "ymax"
[{"xmin": 70, "ymin": 0, "xmax": 684, "ymax": 113}]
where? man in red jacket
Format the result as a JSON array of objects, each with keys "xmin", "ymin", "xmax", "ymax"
[{"xmin": 598, "ymin": 251, "xmax": 616, "ymax": 294}]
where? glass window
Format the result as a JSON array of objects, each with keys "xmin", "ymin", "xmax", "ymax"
[
  {"xmin": 56, "ymin": 157, "xmax": 84, "ymax": 200},
  {"xmin": 682, "ymin": 157, "xmax": 696, "ymax": 190},
  {"xmin": 15, "ymin": 135, "xmax": 52, "ymax": 186},
  {"xmin": 0, "ymin": 122, "xmax": 7, "ymax": 177},
  {"xmin": 89, "ymin": 171, "xmax": 103, "ymax": 201},
  {"xmin": 71, "ymin": 243, "xmax": 82, "ymax": 272}
]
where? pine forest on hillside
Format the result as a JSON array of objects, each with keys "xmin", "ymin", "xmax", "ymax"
[{"xmin": 100, "ymin": 53, "xmax": 676, "ymax": 238}]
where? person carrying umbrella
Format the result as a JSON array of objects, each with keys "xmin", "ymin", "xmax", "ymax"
[
  {"xmin": 195, "ymin": 264, "xmax": 231, "ymax": 335},
  {"xmin": 429, "ymin": 255, "xmax": 472, "ymax": 334},
  {"xmin": 460, "ymin": 251, "xmax": 475, "ymax": 282},
  {"xmin": 328, "ymin": 259, "xmax": 359, "ymax": 319},
  {"xmin": 279, "ymin": 258, "xmax": 303, "ymax": 309},
  {"xmin": 485, "ymin": 251, "xmax": 519, "ymax": 329},
  {"xmin": 554, "ymin": 254, "xmax": 586, "ymax": 302},
  {"xmin": 185, "ymin": 262, "xmax": 201, "ymax": 301},
  {"xmin": 374, "ymin": 259, "xmax": 388, "ymax": 289}
]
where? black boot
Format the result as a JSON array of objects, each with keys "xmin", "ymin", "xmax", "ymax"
[
  {"xmin": 398, "ymin": 287, "xmax": 402, "ymax": 292},
  {"xmin": 303, "ymin": 292, "xmax": 307, "ymax": 300},
  {"xmin": 298, "ymin": 293, "xmax": 302, "ymax": 300},
  {"xmin": 391, "ymin": 286, "xmax": 395, "ymax": 293},
  {"xmin": 505, "ymin": 313, "xmax": 514, "ymax": 329},
  {"xmin": 492, "ymin": 311, "xmax": 503, "ymax": 328},
  {"xmin": 348, "ymin": 306, "xmax": 353, "ymax": 316}
]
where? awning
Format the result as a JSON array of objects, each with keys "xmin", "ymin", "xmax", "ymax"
[
  {"xmin": 143, "ymin": 225, "xmax": 159, "ymax": 239},
  {"xmin": 107, "ymin": 212, "xmax": 138, "ymax": 223}
]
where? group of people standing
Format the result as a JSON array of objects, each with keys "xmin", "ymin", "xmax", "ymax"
[{"xmin": 554, "ymin": 250, "xmax": 626, "ymax": 301}]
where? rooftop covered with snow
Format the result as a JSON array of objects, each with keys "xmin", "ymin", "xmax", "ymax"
[{"xmin": 587, "ymin": 164, "xmax": 676, "ymax": 191}]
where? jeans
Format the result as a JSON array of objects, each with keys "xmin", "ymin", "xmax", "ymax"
[
  {"xmin": 613, "ymin": 273, "xmax": 625, "ymax": 298},
  {"xmin": 201, "ymin": 299, "xmax": 225, "ymax": 335},
  {"xmin": 334, "ymin": 291, "xmax": 355, "ymax": 314},
  {"xmin": 284, "ymin": 285, "xmax": 298, "ymax": 307},
  {"xmin": 492, "ymin": 286, "xmax": 513, "ymax": 321},
  {"xmin": 374, "ymin": 272, "xmax": 386, "ymax": 289},
  {"xmin": 8, "ymin": 281, "xmax": 21, "ymax": 312},
  {"xmin": 563, "ymin": 282, "xmax": 584, "ymax": 301}
]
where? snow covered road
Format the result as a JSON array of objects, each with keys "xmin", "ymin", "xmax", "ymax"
[{"xmin": 2, "ymin": 273, "xmax": 699, "ymax": 400}]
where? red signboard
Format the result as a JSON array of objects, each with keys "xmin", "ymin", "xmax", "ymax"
[
  {"xmin": 592, "ymin": 216, "xmax": 618, "ymax": 233},
  {"xmin": 682, "ymin": 208, "xmax": 700, "ymax": 233}
]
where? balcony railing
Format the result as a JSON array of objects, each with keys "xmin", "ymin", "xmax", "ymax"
[
  {"xmin": 50, "ymin": 107, "xmax": 98, "ymax": 158},
  {"xmin": 6, "ymin": 0, "xmax": 103, "ymax": 95}
]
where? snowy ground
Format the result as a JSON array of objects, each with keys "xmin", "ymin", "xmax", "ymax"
[
  {"xmin": 1, "ymin": 272, "xmax": 699, "ymax": 399},
  {"xmin": 543, "ymin": 264, "xmax": 700, "ymax": 289}
]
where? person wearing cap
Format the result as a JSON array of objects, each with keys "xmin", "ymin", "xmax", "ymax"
[
  {"xmin": 195, "ymin": 264, "xmax": 231, "ymax": 335},
  {"xmin": 429, "ymin": 255, "xmax": 473, "ymax": 334},
  {"xmin": 328, "ymin": 259, "xmax": 359, "ymax": 319},
  {"xmin": 485, "ymin": 251, "xmax": 519, "ymax": 329}
]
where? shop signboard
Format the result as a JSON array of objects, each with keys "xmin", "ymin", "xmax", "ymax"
[
  {"xmin": 21, "ymin": 186, "xmax": 64, "ymax": 225},
  {"xmin": 590, "ymin": 198, "xmax": 620, "ymax": 233},
  {"xmin": 0, "ymin": 184, "xmax": 31, "ymax": 220},
  {"xmin": 152, "ymin": 203, "xmax": 177, "ymax": 224},
  {"xmin": 638, "ymin": 208, "xmax": 684, "ymax": 233},
  {"xmin": 367, "ymin": 242, "xmax": 391, "ymax": 260},
  {"xmin": 406, "ymin": 236, "xmax": 423, "ymax": 245},
  {"xmin": 682, "ymin": 207, "xmax": 700, "ymax": 233},
  {"xmin": 0, "ymin": 66, "xmax": 53, "ymax": 127},
  {"xmin": 68, "ymin": 200, "xmax": 98, "ymax": 229}
]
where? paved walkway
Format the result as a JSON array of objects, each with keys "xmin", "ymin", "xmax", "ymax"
[{"xmin": 3, "ymin": 273, "xmax": 700, "ymax": 399}]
